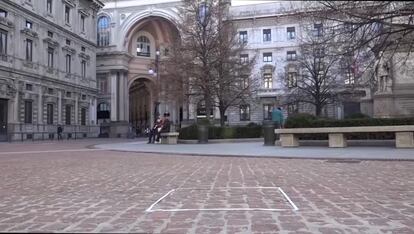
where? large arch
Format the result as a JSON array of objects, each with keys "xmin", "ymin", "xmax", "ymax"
[{"xmin": 123, "ymin": 14, "xmax": 182, "ymax": 131}]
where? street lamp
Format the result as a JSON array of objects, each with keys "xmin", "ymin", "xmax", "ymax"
[{"xmin": 149, "ymin": 50, "xmax": 161, "ymax": 119}]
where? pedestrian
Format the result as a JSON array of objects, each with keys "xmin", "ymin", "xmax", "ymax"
[
  {"xmin": 155, "ymin": 112, "xmax": 171, "ymax": 144},
  {"xmin": 272, "ymin": 106, "xmax": 284, "ymax": 129},
  {"xmin": 148, "ymin": 117, "xmax": 162, "ymax": 144},
  {"xmin": 57, "ymin": 124, "xmax": 63, "ymax": 140}
]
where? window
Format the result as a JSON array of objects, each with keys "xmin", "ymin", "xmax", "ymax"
[
  {"xmin": 80, "ymin": 15, "xmax": 85, "ymax": 32},
  {"xmin": 81, "ymin": 46, "xmax": 85, "ymax": 52},
  {"xmin": 287, "ymin": 51, "xmax": 296, "ymax": 61},
  {"xmin": 97, "ymin": 16, "xmax": 110, "ymax": 46},
  {"xmin": 65, "ymin": 54, "xmax": 71, "ymax": 73},
  {"xmin": 288, "ymin": 72, "xmax": 297, "ymax": 88},
  {"xmin": 263, "ymin": 68, "xmax": 272, "ymax": 89},
  {"xmin": 241, "ymin": 75, "xmax": 249, "ymax": 89},
  {"xmin": 240, "ymin": 54, "xmax": 248, "ymax": 64},
  {"xmin": 137, "ymin": 36, "xmax": 151, "ymax": 57},
  {"xmin": 263, "ymin": 104, "xmax": 272, "ymax": 120},
  {"xmin": 26, "ymin": 20, "xmax": 32, "ymax": 29},
  {"xmin": 263, "ymin": 52, "xmax": 272, "ymax": 62},
  {"xmin": 0, "ymin": 29, "xmax": 7, "ymax": 56},
  {"xmin": 287, "ymin": 27, "xmax": 295, "ymax": 40},
  {"xmin": 99, "ymin": 79, "xmax": 108, "ymax": 93},
  {"xmin": 81, "ymin": 60, "xmax": 86, "ymax": 78},
  {"xmin": 46, "ymin": 0, "xmax": 52, "ymax": 14},
  {"xmin": 48, "ymin": 88, "xmax": 54, "ymax": 95},
  {"xmin": 81, "ymin": 108, "xmax": 86, "ymax": 125},
  {"xmin": 26, "ymin": 83, "xmax": 32, "ymax": 91},
  {"xmin": 26, "ymin": 39, "xmax": 33, "ymax": 61},
  {"xmin": 47, "ymin": 31, "xmax": 53, "ymax": 38},
  {"xmin": 24, "ymin": 101, "xmax": 33, "ymax": 124},
  {"xmin": 47, "ymin": 104, "xmax": 53, "ymax": 124},
  {"xmin": 239, "ymin": 31, "xmax": 248, "ymax": 43},
  {"xmin": 66, "ymin": 92, "xmax": 71, "ymax": 98},
  {"xmin": 0, "ymin": 9, "xmax": 7, "ymax": 18},
  {"xmin": 66, "ymin": 39, "xmax": 71, "ymax": 45},
  {"xmin": 263, "ymin": 29, "xmax": 271, "ymax": 42},
  {"xmin": 82, "ymin": 94, "xmax": 86, "ymax": 100},
  {"xmin": 65, "ymin": 105, "xmax": 71, "ymax": 125},
  {"xmin": 65, "ymin": 5, "xmax": 70, "ymax": 24},
  {"xmin": 345, "ymin": 72, "xmax": 355, "ymax": 85},
  {"xmin": 287, "ymin": 103, "xmax": 298, "ymax": 114},
  {"xmin": 239, "ymin": 104, "xmax": 250, "ymax": 121},
  {"xmin": 47, "ymin": 47, "xmax": 54, "ymax": 68},
  {"xmin": 314, "ymin": 23, "xmax": 323, "ymax": 37}
]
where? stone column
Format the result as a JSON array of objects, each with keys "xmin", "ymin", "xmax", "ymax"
[
  {"xmin": 118, "ymin": 74, "xmax": 124, "ymax": 121},
  {"xmin": 110, "ymin": 72, "xmax": 118, "ymax": 121},
  {"xmin": 123, "ymin": 72, "xmax": 129, "ymax": 122},
  {"xmin": 58, "ymin": 90, "xmax": 62, "ymax": 124},
  {"xmin": 74, "ymin": 95, "xmax": 79, "ymax": 124},
  {"xmin": 37, "ymin": 87, "xmax": 43, "ymax": 124},
  {"xmin": 89, "ymin": 97, "xmax": 97, "ymax": 125}
]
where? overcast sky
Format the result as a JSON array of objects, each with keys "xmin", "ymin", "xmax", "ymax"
[{"xmin": 232, "ymin": 0, "xmax": 279, "ymax": 6}]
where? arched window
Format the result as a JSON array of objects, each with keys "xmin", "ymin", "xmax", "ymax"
[
  {"xmin": 97, "ymin": 16, "xmax": 110, "ymax": 47},
  {"xmin": 137, "ymin": 36, "xmax": 151, "ymax": 57}
]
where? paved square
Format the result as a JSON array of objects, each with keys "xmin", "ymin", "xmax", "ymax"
[
  {"xmin": 0, "ymin": 139, "xmax": 413, "ymax": 233},
  {"xmin": 146, "ymin": 187, "xmax": 297, "ymax": 212}
]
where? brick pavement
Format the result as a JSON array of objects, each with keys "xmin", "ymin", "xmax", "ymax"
[{"xmin": 0, "ymin": 140, "xmax": 413, "ymax": 233}]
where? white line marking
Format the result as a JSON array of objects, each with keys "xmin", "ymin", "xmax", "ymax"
[
  {"xmin": 145, "ymin": 187, "xmax": 299, "ymax": 212},
  {"xmin": 146, "ymin": 189, "xmax": 175, "ymax": 212},
  {"xmin": 177, "ymin": 187, "xmax": 280, "ymax": 189},
  {"xmin": 278, "ymin": 187, "xmax": 299, "ymax": 211},
  {"xmin": 0, "ymin": 149, "xmax": 107, "ymax": 155},
  {"xmin": 149, "ymin": 208, "xmax": 290, "ymax": 212}
]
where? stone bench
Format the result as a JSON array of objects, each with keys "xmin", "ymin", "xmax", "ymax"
[
  {"xmin": 275, "ymin": 125, "xmax": 414, "ymax": 148},
  {"xmin": 160, "ymin": 132, "xmax": 180, "ymax": 144}
]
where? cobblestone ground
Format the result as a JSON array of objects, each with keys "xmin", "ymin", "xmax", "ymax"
[{"xmin": 0, "ymin": 140, "xmax": 413, "ymax": 233}]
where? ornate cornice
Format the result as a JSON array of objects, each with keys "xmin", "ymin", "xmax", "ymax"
[
  {"xmin": 20, "ymin": 28, "xmax": 38, "ymax": 38},
  {"xmin": 43, "ymin": 38, "xmax": 59, "ymax": 48},
  {"xmin": 0, "ymin": 16, "xmax": 14, "ymax": 29},
  {"xmin": 78, "ymin": 52, "xmax": 90, "ymax": 61},
  {"xmin": 62, "ymin": 45, "xmax": 76, "ymax": 55}
]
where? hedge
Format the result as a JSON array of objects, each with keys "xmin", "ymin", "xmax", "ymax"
[
  {"xmin": 284, "ymin": 113, "xmax": 414, "ymax": 140},
  {"xmin": 179, "ymin": 124, "xmax": 262, "ymax": 140}
]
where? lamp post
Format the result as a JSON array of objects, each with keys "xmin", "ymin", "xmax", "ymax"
[{"xmin": 149, "ymin": 50, "xmax": 161, "ymax": 120}]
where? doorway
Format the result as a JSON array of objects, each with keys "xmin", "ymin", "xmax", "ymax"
[{"xmin": 0, "ymin": 99, "xmax": 8, "ymax": 142}]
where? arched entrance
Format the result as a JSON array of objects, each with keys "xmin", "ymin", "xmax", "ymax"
[
  {"xmin": 129, "ymin": 78, "xmax": 153, "ymax": 135},
  {"xmin": 124, "ymin": 15, "xmax": 181, "ymax": 131}
]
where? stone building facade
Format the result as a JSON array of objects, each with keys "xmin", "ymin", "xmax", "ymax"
[{"xmin": 0, "ymin": 0, "xmax": 103, "ymax": 141}]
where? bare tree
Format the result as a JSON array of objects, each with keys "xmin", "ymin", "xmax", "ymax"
[
  {"xmin": 165, "ymin": 0, "xmax": 257, "ymax": 126},
  {"xmin": 282, "ymin": 20, "xmax": 342, "ymax": 117},
  {"xmin": 309, "ymin": 1, "xmax": 414, "ymax": 86}
]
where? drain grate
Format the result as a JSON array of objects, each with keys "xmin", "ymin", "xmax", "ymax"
[{"xmin": 324, "ymin": 159, "xmax": 361, "ymax": 164}]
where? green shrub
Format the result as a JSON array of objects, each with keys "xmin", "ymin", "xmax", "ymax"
[
  {"xmin": 345, "ymin": 113, "xmax": 371, "ymax": 119},
  {"xmin": 178, "ymin": 124, "xmax": 262, "ymax": 140},
  {"xmin": 284, "ymin": 113, "xmax": 317, "ymax": 128}
]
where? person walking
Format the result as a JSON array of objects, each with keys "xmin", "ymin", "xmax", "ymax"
[
  {"xmin": 272, "ymin": 107, "xmax": 284, "ymax": 129},
  {"xmin": 57, "ymin": 124, "xmax": 63, "ymax": 141}
]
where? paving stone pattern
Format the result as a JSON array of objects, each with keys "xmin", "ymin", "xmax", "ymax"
[{"xmin": 0, "ymin": 140, "xmax": 413, "ymax": 233}]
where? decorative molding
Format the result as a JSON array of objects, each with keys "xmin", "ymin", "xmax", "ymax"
[
  {"xmin": 42, "ymin": 38, "xmax": 59, "ymax": 48},
  {"xmin": 0, "ymin": 16, "xmax": 14, "ymax": 29},
  {"xmin": 78, "ymin": 9, "xmax": 90, "ymax": 17},
  {"xmin": 20, "ymin": 28, "xmax": 38, "ymax": 38},
  {"xmin": 62, "ymin": 45, "xmax": 76, "ymax": 55},
  {"xmin": 78, "ymin": 52, "xmax": 90, "ymax": 61},
  {"xmin": 62, "ymin": 0, "xmax": 76, "ymax": 8}
]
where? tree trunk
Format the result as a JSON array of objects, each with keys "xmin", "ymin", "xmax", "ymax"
[
  {"xmin": 315, "ymin": 103, "xmax": 323, "ymax": 117},
  {"xmin": 219, "ymin": 108, "xmax": 226, "ymax": 127}
]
